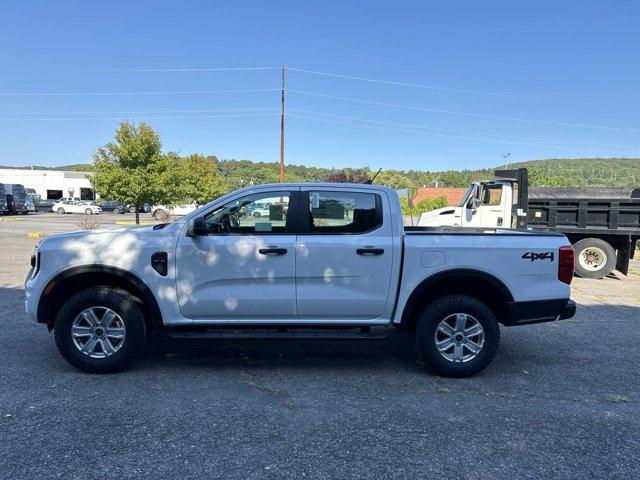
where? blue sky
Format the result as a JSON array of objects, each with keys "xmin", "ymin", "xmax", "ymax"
[{"xmin": 1, "ymin": 0, "xmax": 639, "ymax": 171}]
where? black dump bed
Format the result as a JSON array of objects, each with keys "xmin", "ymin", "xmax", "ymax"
[{"xmin": 527, "ymin": 192, "xmax": 640, "ymax": 234}]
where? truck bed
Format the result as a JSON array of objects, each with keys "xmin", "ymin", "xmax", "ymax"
[{"xmin": 527, "ymin": 197, "xmax": 640, "ymax": 234}]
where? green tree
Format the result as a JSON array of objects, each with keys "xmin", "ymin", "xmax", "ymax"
[
  {"xmin": 169, "ymin": 153, "xmax": 225, "ymax": 204},
  {"xmin": 91, "ymin": 121, "xmax": 169, "ymax": 224}
]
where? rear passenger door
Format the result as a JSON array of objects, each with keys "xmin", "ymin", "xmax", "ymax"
[{"xmin": 295, "ymin": 188, "xmax": 395, "ymax": 321}]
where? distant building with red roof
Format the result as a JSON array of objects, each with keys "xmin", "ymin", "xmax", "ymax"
[{"xmin": 412, "ymin": 187, "xmax": 467, "ymax": 206}]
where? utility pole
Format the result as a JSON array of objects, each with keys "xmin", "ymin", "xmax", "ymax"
[
  {"xmin": 503, "ymin": 152, "xmax": 511, "ymax": 169},
  {"xmin": 279, "ymin": 66, "xmax": 285, "ymax": 183}
]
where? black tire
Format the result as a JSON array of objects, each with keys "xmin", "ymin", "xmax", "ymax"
[
  {"xmin": 253, "ymin": 211, "xmax": 261, "ymax": 217},
  {"xmin": 573, "ymin": 238, "xmax": 616, "ymax": 279},
  {"xmin": 129, "ymin": 205, "xmax": 136, "ymax": 213},
  {"xmin": 57, "ymin": 207, "xmax": 65, "ymax": 214},
  {"xmin": 153, "ymin": 209, "xmax": 165, "ymax": 220},
  {"xmin": 84, "ymin": 208, "xmax": 92, "ymax": 215},
  {"xmin": 54, "ymin": 287, "xmax": 147, "ymax": 373},
  {"xmin": 416, "ymin": 295, "xmax": 500, "ymax": 378}
]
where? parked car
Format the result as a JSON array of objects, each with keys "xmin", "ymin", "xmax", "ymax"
[
  {"xmin": 52, "ymin": 200, "xmax": 102, "ymax": 215},
  {"xmin": 125, "ymin": 204, "xmax": 151, "ymax": 214},
  {"xmin": 26, "ymin": 183, "xmax": 576, "ymax": 377},
  {"xmin": 151, "ymin": 203, "xmax": 198, "ymax": 219},
  {"xmin": 245, "ymin": 202, "xmax": 271, "ymax": 217},
  {"xmin": 25, "ymin": 196, "xmax": 35, "ymax": 213},
  {"xmin": 0, "ymin": 184, "xmax": 8, "ymax": 214},
  {"xmin": 34, "ymin": 199, "xmax": 56, "ymax": 212},
  {"xmin": 98, "ymin": 200, "xmax": 127, "ymax": 214},
  {"xmin": 3, "ymin": 183, "xmax": 28, "ymax": 214}
]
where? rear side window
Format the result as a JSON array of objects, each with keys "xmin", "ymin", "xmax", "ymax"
[{"xmin": 306, "ymin": 191, "xmax": 382, "ymax": 234}]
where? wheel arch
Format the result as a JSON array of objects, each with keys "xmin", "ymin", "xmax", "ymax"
[
  {"xmin": 38, "ymin": 265, "xmax": 163, "ymax": 329},
  {"xmin": 399, "ymin": 268, "xmax": 515, "ymax": 331}
]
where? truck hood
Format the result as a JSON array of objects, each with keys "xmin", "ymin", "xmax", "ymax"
[
  {"xmin": 36, "ymin": 224, "xmax": 180, "ymax": 272},
  {"xmin": 417, "ymin": 206, "xmax": 461, "ymax": 226}
]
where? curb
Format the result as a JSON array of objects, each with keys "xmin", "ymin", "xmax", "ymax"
[
  {"xmin": 0, "ymin": 217, "xmax": 25, "ymax": 222},
  {"xmin": 27, "ymin": 231, "xmax": 49, "ymax": 238}
]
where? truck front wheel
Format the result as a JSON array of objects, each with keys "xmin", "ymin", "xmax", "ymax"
[
  {"xmin": 54, "ymin": 287, "xmax": 147, "ymax": 373},
  {"xmin": 416, "ymin": 295, "xmax": 500, "ymax": 378},
  {"xmin": 573, "ymin": 238, "xmax": 616, "ymax": 279}
]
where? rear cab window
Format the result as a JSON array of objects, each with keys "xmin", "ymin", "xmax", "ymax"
[{"xmin": 304, "ymin": 191, "xmax": 382, "ymax": 234}]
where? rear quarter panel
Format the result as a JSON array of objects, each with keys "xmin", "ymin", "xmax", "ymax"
[{"xmin": 393, "ymin": 232, "xmax": 572, "ymax": 324}]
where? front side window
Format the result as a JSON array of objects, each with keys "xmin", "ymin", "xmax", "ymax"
[
  {"xmin": 203, "ymin": 192, "xmax": 290, "ymax": 234},
  {"xmin": 307, "ymin": 191, "xmax": 381, "ymax": 234}
]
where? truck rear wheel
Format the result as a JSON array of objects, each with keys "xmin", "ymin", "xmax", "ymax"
[
  {"xmin": 416, "ymin": 295, "xmax": 500, "ymax": 378},
  {"xmin": 54, "ymin": 287, "xmax": 147, "ymax": 373},
  {"xmin": 573, "ymin": 238, "xmax": 616, "ymax": 279}
]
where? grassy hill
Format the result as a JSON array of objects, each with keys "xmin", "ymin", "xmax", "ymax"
[{"xmin": 3, "ymin": 157, "xmax": 639, "ymax": 190}]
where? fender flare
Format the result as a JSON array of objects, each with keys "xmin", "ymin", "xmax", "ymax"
[
  {"xmin": 37, "ymin": 265, "xmax": 163, "ymax": 325},
  {"xmin": 399, "ymin": 268, "xmax": 515, "ymax": 327}
]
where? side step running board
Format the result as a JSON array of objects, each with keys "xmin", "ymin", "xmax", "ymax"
[{"xmin": 166, "ymin": 326, "xmax": 394, "ymax": 341}]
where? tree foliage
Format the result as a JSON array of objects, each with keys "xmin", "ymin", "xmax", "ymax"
[
  {"xmin": 399, "ymin": 196, "xmax": 448, "ymax": 215},
  {"xmin": 91, "ymin": 122, "xmax": 224, "ymax": 223},
  {"xmin": 325, "ymin": 168, "xmax": 371, "ymax": 183}
]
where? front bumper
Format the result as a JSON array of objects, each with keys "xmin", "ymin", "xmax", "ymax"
[{"xmin": 505, "ymin": 299, "xmax": 576, "ymax": 326}]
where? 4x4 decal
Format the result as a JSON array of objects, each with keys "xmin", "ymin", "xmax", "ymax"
[{"xmin": 522, "ymin": 251, "xmax": 554, "ymax": 262}]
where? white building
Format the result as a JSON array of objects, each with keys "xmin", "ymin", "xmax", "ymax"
[{"xmin": 0, "ymin": 168, "xmax": 94, "ymax": 200}]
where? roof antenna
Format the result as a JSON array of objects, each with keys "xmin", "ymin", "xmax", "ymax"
[{"xmin": 364, "ymin": 168, "xmax": 382, "ymax": 184}]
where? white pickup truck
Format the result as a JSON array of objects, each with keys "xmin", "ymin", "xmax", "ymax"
[{"xmin": 25, "ymin": 183, "xmax": 576, "ymax": 377}]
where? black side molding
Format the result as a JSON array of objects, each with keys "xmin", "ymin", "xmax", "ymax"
[{"xmin": 504, "ymin": 299, "xmax": 576, "ymax": 326}]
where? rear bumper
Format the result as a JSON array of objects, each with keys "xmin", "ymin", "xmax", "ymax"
[{"xmin": 505, "ymin": 299, "xmax": 576, "ymax": 326}]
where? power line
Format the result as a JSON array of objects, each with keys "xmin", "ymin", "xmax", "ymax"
[
  {"xmin": 288, "ymin": 89, "xmax": 640, "ymax": 133},
  {"xmin": 288, "ymin": 67, "xmax": 530, "ymax": 99},
  {"xmin": 0, "ymin": 113, "xmax": 279, "ymax": 121},
  {"xmin": 288, "ymin": 108, "xmax": 640, "ymax": 149},
  {"xmin": 1, "ymin": 107, "xmax": 278, "ymax": 115},
  {"xmin": 288, "ymin": 113, "xmax": 628, "ymax": 151},
  {"xmin": 62, "ymin": 66, "xmax": 280, "ymax": 72},
  {"xmin": 0, "ymin": 88, "xmax": 279, "ymax": 97}
]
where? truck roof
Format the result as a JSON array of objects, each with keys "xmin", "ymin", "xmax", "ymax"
[{"xmin": 232, "ymin": 182, "xmax": 397, "ymax": 194}]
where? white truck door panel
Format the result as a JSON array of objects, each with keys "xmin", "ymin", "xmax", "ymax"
[
  {"xmin": 296, "ymin": 189, "xmax": 394, "ymax": 320},
  {"xmin": 175, "ymin": 190, "xmax": 297, "ymax": 320}
]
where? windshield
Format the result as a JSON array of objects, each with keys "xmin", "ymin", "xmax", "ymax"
[{"xmin": 457, "ymin": 185, "xmax": 475, "ymax": 207}]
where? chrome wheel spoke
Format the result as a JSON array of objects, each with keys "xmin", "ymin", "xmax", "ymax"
[
  {"xmin": 437, "ymin": 323, "xmax": 455, "ymax": 336},
  {"xmin": 99, "ymin": 338, "xmax": 116, "ymax": 356},
  {"xmin": 465, "ymin": 340, "xmax": 482, "ymax": 354},
  {"xmin": 452, "ymin": 344, "xmax": 464, "ymax": 362},
  {"xmin": 72, "ymin": 326, "xmax": 92, "ymax": 337},
  {"xmin": 102, "ymin": 309, "xmax": 117, "ymax": 328},
  {"xmin": 454, "ymin": 314, "xmax": 467, "ymax": 331},
  {"xmin": 464, "ymin": 324, "xmax": 483, "ymax": 338},
  {"xmin": 436, "ymin": 337, "xmax": 454, "ymax": 351},
  {"xmin": 107, "ymin": 327, "xmax": 125, "ymax": 340},
  {"xmin": 81, "ymin": 337, "xmax": 98, "ymax": 355},
  {"xmin": 82, "ymin": 309, "xmax": 100, "ymax": 327}
]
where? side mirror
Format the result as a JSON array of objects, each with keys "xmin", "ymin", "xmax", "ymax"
[
  {"xmin": 470, "ymin": 198, "xmax": 481, "ymax": 209},
  {"xmin": 187, "ymin": 216, "xmax": 207, "ymax": 237}
]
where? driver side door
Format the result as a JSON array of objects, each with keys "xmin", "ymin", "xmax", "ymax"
[{"xmin": 175, "ymin": 189, "xmax": 298, "ymax": 322}]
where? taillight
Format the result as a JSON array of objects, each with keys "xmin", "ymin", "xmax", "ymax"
[{"xmin": 558, "ymin": 245, "xmax": 574, "ymax": 284}]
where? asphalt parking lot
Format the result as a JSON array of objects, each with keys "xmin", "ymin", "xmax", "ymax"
[{"xmin": 1, "ymin": 215, "xmax": 639, "ymax": 479}]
